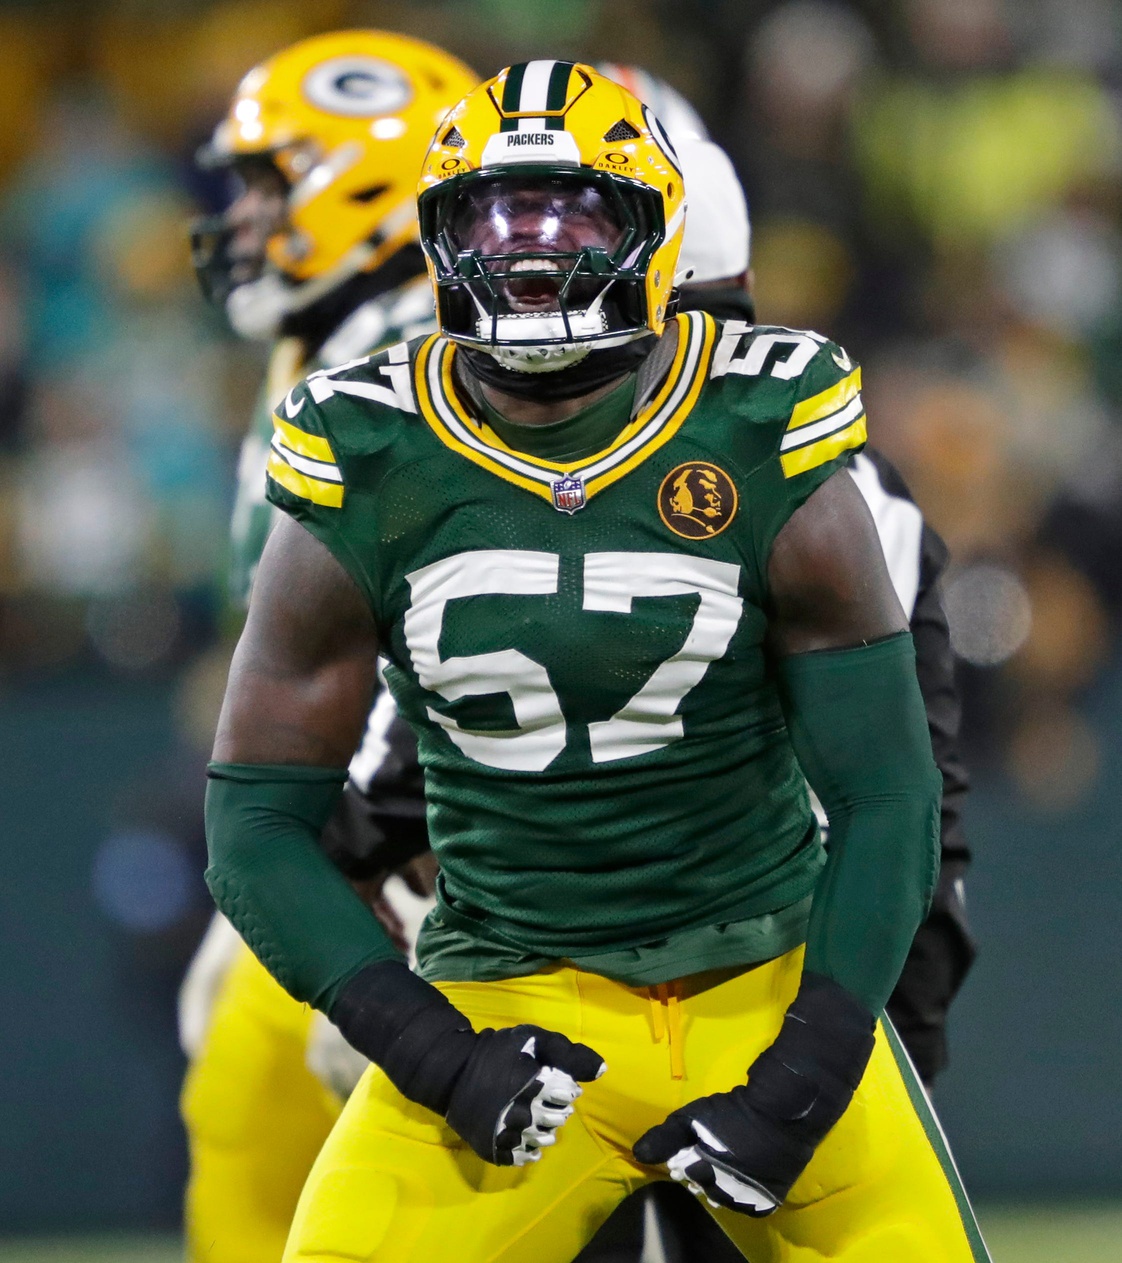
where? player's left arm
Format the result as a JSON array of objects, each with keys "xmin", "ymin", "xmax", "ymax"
[{"xmin": 635, "ymin": 468, "xmax": 941, "ymax": 1215}]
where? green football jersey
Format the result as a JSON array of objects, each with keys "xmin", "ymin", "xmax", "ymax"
[
  {"xmin": 227, "ymin": 275, "xmax": 436, "ymax": 608},
  {"xmin": 266, "ymin": 312, "xmax": 868, "ymax": 986}
]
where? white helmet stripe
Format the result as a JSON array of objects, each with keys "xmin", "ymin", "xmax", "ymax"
[{"xmin": 518, "ymin": 60, "xmax": 558, "ymax": 113}]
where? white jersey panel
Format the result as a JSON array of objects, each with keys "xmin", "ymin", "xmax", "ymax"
[{"xmin": 847, "ymin": 453, "xmax": 924, "ymax": 619}]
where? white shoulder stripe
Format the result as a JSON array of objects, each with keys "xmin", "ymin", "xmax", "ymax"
[
  {"xmin": 271, "ymin": 436, "xmax": 343, "ymax": 484},
  {"xmin": 780, "ymin": 396, "xmax": 864, "ymax": 452}
]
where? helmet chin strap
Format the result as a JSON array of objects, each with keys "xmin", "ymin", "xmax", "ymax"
[
  {"xmin": 226, "ymin": 273, "xmax": 290, "ymax": 341},
  {"xmin": 466, "ymin": 279, "xmax": 624, "ymax": 374},
  {"xmin": 490, "ymin": 340, "xmax": 592, "ymax": 373},
  {"xmin": 461, "ymin": 333, "xmax": 657, "ymax": 402}
]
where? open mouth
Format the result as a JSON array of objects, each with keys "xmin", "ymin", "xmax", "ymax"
[{"xmin": 501, "ymin": 257, "xmax": 564, "ymax": 310}]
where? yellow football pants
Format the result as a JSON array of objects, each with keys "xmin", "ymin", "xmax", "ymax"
[
  {"xmin": 284, "ymin": 947, "xmax": 990, "ymax": 1262},
  {"xmin": 181, "ymin": 943, "xmax": 341, "ymax": 1263}
]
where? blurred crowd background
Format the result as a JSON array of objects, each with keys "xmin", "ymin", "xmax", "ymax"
[{"xmin": 2, "ymin": 0, "xmax": 1122, "ymax": 1246}]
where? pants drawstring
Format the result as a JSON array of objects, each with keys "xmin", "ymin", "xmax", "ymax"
[{"xmin": 647, "ymin": 982, "xmax": 685, "ymax": 1080}]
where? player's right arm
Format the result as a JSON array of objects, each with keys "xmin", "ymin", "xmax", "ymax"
[{"xmin": 207, "ymin": 513, "xmax": 604, "ymax": 1166}]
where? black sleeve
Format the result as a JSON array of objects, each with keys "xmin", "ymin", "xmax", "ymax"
[{"xmin": 910, "ymin": 521, "xmax": 970, "ymax": 865}]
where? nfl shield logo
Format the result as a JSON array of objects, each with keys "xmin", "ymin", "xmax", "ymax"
[{"xmin": 551, "ymin": 476, "xmax": 586, "ymax": 515}]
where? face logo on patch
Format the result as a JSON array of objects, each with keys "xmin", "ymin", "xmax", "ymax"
[{"xmin": 658, "ymin": 461, "xmax": 738, "ymax": 539}]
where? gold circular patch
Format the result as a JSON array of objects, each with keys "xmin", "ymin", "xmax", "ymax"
[{"xmin": 658, "ymin": 461, "xmax": 739, "ymax": 540}]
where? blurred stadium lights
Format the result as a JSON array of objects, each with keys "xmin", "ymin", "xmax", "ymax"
[
  {"xmin": 92, "ymin": 828, "xmax": 196, "ymax": 934},
  {"xmin": 943, "ymin": 562, "xmax": 1033, "ymax": 668}
]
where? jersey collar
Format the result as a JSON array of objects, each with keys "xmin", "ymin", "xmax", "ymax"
[{"xmin": 413, "ymin": 311, "xmax": 717, "ymax": 511}]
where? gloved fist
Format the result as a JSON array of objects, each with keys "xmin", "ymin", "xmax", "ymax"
[
  {"xmin": 446, "ymin": 1025, "xmax": 605, "ymax": 1166},
  {"xmin": 330, "ymin": 960, "xmax": 605, "ymax": 1166},
  {"xmin": 633, "ymin": 1078, "xmax": 809, "ymax": 1215},
  {"xmin": 633, "ymin": 972, "xmax": 875, "ymax": 1215}
]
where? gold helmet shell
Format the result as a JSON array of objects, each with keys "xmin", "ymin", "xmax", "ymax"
[
  {"xmin": 417, "ymin": 60, "xmax": 687, "ymax": 369},
  {"xmin": 204, "ymin": 29, "xmax": 477, "ymax": 288}
]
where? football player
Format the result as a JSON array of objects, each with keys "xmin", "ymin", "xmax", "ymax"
[
  {"xmin": 179, "ymin": 31, "xmax": 475, "ymax": 1263},
  {"xmin": 267, "ymin": 76, "xmax": 974, "ymax": 1110},
  {"xmin": 205, "ymin": 64, "xmax": 992, "ymax": 1261}
]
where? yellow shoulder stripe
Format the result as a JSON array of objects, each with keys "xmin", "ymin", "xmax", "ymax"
[
  {"xmin": 781, "ymin": 416, "xmax": 866, "ymax": 479},
  {"xmin": 272, "ymin": 415, "xmax": 337, "ymax": 464},
  {"xmin": 788, "ymin": 366, "xmax": 862, "ymax": 432},
  {"xmin": 266, "ymin": 453, "xmax": 344, "ymax": 508}
]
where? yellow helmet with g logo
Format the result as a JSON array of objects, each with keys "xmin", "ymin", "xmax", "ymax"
[
  {"xmin": 417, "ymin": 61, "xmax": 687, "ymax": 376},
  {"xmin": 194, "ymin": 30, "xmax": 476, "ymax": 338}
]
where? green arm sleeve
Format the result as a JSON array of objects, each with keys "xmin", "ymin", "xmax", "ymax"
[
  {"xmin": 778, "ymin": 633, "xmax": 941, "ymax": 1013},
  {"xmin": 204, "ymin": 763, "xmax": 403, "ymax": 1012}
]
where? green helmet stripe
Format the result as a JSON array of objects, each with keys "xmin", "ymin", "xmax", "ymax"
[
  {"xmin": 500, "ymin": 62, "xmax": 528, "ymax": 130},
  {"xmin": 545, "ymin": 60, "xmax": 575, "ymax": 129}
]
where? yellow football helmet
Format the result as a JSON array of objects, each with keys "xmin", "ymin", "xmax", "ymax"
[
  {"xmin": 417, "ymin": 61, "xmax": 687, "ymax": 375},
  {"xmin": 194, "ymin": 30, "xmax": 476, "ymax": 338}
]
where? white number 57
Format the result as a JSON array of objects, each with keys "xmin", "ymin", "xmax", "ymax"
[{"xmin": 403, "ymin": 550, "xmax": 743, "ymax": 772}]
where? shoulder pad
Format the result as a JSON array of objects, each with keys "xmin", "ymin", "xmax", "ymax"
[
  {"xmin": 709, "ymin": 321, "xmax": 865, "ymax": 478},
  {"xmin": 710, "ymin": 320, "xmax": 854, "ymax": 384},
  {"xmin": 266, "ymin": 340, "xmax": 425, "ymax": 511},
  {"xmin": 779, "ymin": 332, "xmax": 864, "ymax": 480},
  {"xmin": 268, "ymin": 386, "xmax": 345, "ymax": 509}
]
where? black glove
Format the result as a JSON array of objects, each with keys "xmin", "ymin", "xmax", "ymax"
[
  {"xmin": 633, "ymin": 972, "xmax": 874, "ymax": 1215},
  {"xmin": 886, "ymin": 859, "xmax": 976, "ymax": 1085},
  {"xmin": 331, "ymin": 960, "xmax": 606, "ymax": 1165}
]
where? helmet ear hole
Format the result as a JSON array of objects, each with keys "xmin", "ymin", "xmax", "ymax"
[{"xmin": 351, "ymin": 184, "xmax": 390, "ymax": 204}]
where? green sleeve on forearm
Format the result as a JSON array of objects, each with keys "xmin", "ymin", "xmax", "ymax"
[
  {"xmin": 204, "ymin": 763, "xmax": 402, "ymax": 1012},
  {"xmin": 779, "ymin": 633, "xmax": 941, "ymax": 1014}
]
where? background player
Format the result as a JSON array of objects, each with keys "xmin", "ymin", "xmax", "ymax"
[
  {"xmin": 178, "ymin": 31, "xmax": 475, "ymax": 1263},
  {"xmin": 205, "ymin": 63, "xmax": 989, "ymax": 1261}
]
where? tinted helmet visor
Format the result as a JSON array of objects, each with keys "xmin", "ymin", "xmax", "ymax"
[{"xmin": 420, "ymin": 166, "xmax": 664, "ymax": 349}]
